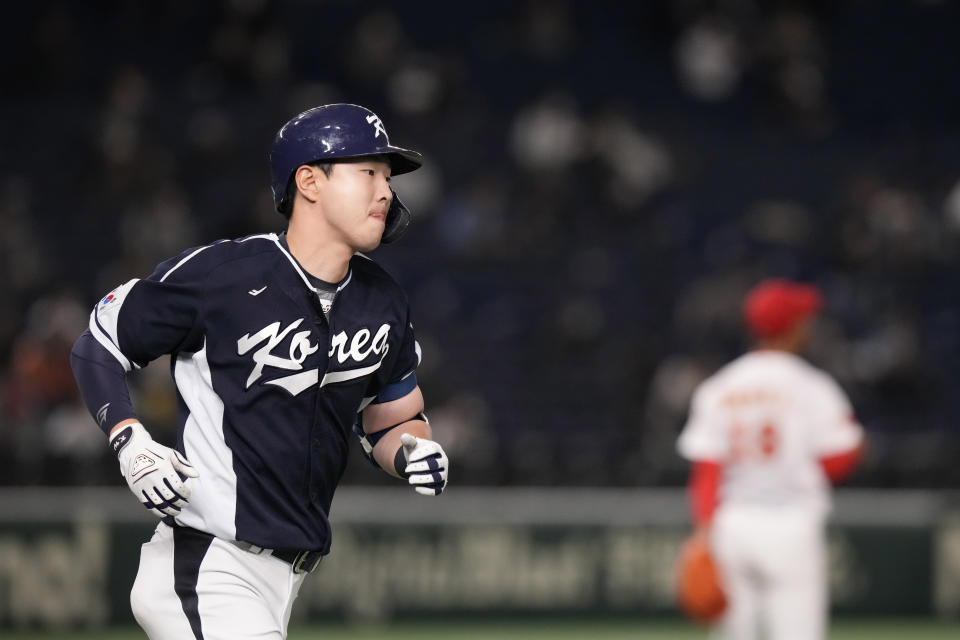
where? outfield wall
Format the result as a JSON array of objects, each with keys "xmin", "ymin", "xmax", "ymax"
[{"xmin": 0, "ymin": 488, "xmax": 957, "ymax": 628}]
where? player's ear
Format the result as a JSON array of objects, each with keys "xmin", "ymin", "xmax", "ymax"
[{"xmin": 293, "ymin": 164, "xmax": 325, "ymax": 205}]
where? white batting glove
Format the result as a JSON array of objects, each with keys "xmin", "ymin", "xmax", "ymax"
[
  {"xmin": 109, "ymin": 422, "xmax": 199, "ymax": 517},
  {"xmin": 400, "ymin": 433, "xmax": 448, "ymax": 496}
]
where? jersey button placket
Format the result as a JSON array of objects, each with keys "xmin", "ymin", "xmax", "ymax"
[{"xmin": 307, "ymin": 304, "xmax": 329, "ymax": 504}]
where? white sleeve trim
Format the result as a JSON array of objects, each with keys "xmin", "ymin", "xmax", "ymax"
[
  {"xmin": 397, "ymin": 337, "xmax": 422, "ymax": 381},
  {"xmin": 89, "ymin": 310, "xmax": 133, "ymax": 372},
  {"xmin": 89, "ymin": 278, "xmax": 142, "ymax": 372}
]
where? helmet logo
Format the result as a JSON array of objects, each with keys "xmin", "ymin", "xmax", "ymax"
[{"xmin": 366, "ymin": 114, "xmax": 387, "ymax": 139}]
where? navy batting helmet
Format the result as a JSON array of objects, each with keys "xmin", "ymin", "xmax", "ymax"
[{"xmin": 269, "ymin": 104, "xmax": 423, "ymax": 244}]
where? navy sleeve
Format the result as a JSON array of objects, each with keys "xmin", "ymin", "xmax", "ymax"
[
  {"xmin": 76, "ymin": 244, "xmax": 212, "ymax": 432},
  {"xmin": 87, "ymin": 245, "xmax": 210, "ymax": 371},
  {"xmin": 364, "ymin": 307, "xmax": 420, "ymax": 406},
  {"xmin": 70, "ymin": 330, "xmax": 138, "ymax": 434},
  {"xmin": 391, "ymin": 310, "xmax": 421, "ymax": 383}
]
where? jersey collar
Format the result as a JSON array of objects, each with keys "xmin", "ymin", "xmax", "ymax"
[{"xmin": 269, "ymin": 232, "xmax": 353, "ymax": 295}]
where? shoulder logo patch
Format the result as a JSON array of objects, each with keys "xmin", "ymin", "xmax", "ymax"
[{"xmin": 100, "ymin": 290, "xmax": 121, "ymax": 308}]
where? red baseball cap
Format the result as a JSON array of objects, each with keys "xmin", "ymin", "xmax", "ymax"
[{"xmin": 743, "ymin": 279, "xmax": 823, "ymax": 338}]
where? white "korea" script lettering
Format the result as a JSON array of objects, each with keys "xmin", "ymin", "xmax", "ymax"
[
  {"xmin": 237, "ymin": 320, "xmax": 391, "ymax": 392},
  {"xmin": 237, "ymin": 318, "xmax": 320, "ymax": 388},
  {"xmin": 329, "ymin": 323, "xmax": 391, "ymax": 364}
]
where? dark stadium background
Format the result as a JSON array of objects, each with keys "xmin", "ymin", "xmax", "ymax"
[{"xmin": 1, "ymin": 1, "xmax": 959, "ymax": 637}]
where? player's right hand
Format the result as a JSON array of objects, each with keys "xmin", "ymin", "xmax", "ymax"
[{"xmin": 109, "ymin": 422, "xmax": 199, "ymax": 517}]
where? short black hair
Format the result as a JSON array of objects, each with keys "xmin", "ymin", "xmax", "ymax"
[{"xmin": 278, "ymin": 161, "xmax": 334, "ymax": 220}]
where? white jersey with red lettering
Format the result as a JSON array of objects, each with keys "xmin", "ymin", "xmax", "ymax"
[
  {"xmin": 678, "ymin": 350, "xmax": 862, "ymax": 516},
  {"xmin": 677, "ymin": 350, "xmax": 863, "ymax": 640}
]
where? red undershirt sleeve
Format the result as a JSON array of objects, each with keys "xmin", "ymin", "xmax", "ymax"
[
  {"xmin": 688, "ymin": 460, "xmax": 722, "ymax": 527},
  {"xmin": 819, "ymin": 444, "xmax": 864, "ymax": 484}
]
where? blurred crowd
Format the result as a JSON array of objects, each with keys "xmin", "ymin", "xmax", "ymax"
[{"xmin": 1, "ymin": 0, "xmax": 958, "ymax": 488}]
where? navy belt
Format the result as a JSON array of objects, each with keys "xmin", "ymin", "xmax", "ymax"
[
  {"xmin": 232, "ymin": 540, "xmax": 323, "ymax": 574},
  {"xmin": 271, "ymin": 548, "xmax": 323, "ymax": 574}
]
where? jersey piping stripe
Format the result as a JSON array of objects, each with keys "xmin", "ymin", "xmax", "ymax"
[
  {"xmin": 336, "ymin": 270, "xmax": 353, "ymax": 292},
  {"xmin": 237, "ymin": 233, "xmax": 277, "ymax": 243},
  {"xmin": 160, "ymin": 241, "xmax": 228, "ymax": 283},
  {"xmin": 269, "ymin": 234, "xmax": 319, "ymax": 293},
  {"xmin": 88, "ymin": 310, "xmax": 134, "ymax": 372}
]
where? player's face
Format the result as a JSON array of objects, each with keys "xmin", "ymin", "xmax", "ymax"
[{"xmin": 319, "ymin": 158, "xmax": 393, "ymax": 252}]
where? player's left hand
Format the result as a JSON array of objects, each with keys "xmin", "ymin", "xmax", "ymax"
[
  {"xmin": 676, "ymin": 530, "xmax": 727, "ymax": 623},
  {"xmin": 400, "ymin": 433, "xmax": 448, "ymax": 496}
]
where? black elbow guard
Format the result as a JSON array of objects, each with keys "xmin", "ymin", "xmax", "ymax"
[{"xmin": 353, "ymin": 412, "xmax": 428, "ymax": 469}]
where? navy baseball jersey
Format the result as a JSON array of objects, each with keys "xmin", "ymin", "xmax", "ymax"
[{"xmin": 79, "ymin": 233, "xmax": 420, "ymax": 553}]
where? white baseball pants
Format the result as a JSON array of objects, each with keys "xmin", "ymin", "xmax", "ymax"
[
  {"xmin": 710, "ymin": 505, "xmax": 827, "ymax": 640},
  {"xmin": 130, "ymin": 522, "xmax": 307, "ymax": 640}
]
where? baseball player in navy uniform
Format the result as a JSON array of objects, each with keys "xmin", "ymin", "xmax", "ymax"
[{"xmin": 70, "ymin": 104, "xmax": 449, "ymax": 639}]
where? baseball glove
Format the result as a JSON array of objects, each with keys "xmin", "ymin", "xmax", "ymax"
[{"xmin": 675, "ymin": 532, "xmax": 727, "ymax": 623}]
